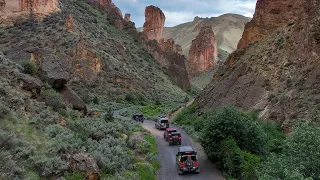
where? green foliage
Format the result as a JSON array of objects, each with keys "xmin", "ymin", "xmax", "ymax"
[
  {"xmin": 136, "ymin": 163, "xmax": 155, "ymax": 180},
  {"xmin": 184, "ymin": 95, "xmax": 189, "ymax": 103},
  {"xmin": 220, "ymin": 138, "xmax": 261, "ymax": 179},
  {"xmin": 22, "ymin": 60, "xmax": 38, "ymax": 76},
  {"xmin": 258, "ymin": 123, "xmax": 320, "ymax": 179},
  {"xmin": 93, "ymin": 96, "xmax": 99, "ymax": 104},
  {"xmin": 0, "ymin": 103, "xmax": 10, "ymax": 119},
  {"xmin": 65, "ymin": 170, "xmax": 85, "ymax": 180},
  {"xmin": 201, "ymin": 107, "xmax": 268, "ymax": 161},
  {"xmin": 104, "ymin": 107, "xmax": 114, "ymax": 122},
  {"xmin": 40, "ymin": 89, "xmax": 64, "ymax": 110},
  {"xmin": 125, "ymin": 94, "xmax": 135, "ymax": 103}
]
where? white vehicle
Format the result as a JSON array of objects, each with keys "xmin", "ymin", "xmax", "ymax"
[{"xmin": 155, "ymin": 115, "xmax": 169, "ymax": 130}]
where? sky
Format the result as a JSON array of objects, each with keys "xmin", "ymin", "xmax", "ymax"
[{"xmin": 113, "ymin": 0, "xmax": 257, "ymax": 27}]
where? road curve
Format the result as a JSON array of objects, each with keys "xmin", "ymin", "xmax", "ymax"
[{"xmin": 114, "ymin": 110, "xmax": 225, "ymax": 180}]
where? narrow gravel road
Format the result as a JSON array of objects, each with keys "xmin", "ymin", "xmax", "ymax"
[{"xmin": 114, "ymin": 110, "xmax": 225, "ymax": 180}]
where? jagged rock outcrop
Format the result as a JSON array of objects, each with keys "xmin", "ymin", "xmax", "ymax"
[
  {"xmin": 65, "ymin": 14, "xmax": 76, "ymax": 32},
  {"xmin": 187, "ymin": 26, "xmax": 218, "ymax": 77},
  {"xmin": 0, "ymin": 0, "xmax": 59, "ymax": 27},
  {"xmin": 143, "ymin": 5, "xmax": 165, "ymax": 42},
  {"xmin": 73, "ymin": 38, "xmax": 102, "ymax": 82},
  {"xmin": 237, "ymin": 0, "xmax": 304, "ymax": 49},
  {"xmin": 195, "ymin": 0, "xmax": 320, "ymax": 130},
  {"xmin": 124, "ymin": 13, "xmax": 130, "ymax": 22},
  {"xmin": 88, "ymin": 0, "xmax": 136, "ymax": 30}
]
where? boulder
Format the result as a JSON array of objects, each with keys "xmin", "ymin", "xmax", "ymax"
[
  {"xmin": 60, "ymin": 86, "xmax": 86, "ymax": 112},
  {"xmin": 14, "ymin": 72, "xmax": 43, "ymax": 92},
  {"xmin": 71, "ymin": 152, "xmax": 100, "ymax": 180}
]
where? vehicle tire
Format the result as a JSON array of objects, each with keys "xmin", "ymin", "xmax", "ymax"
[{"xmin": 168, "ymin": 142, "xmax": 171, "ymax": 146}]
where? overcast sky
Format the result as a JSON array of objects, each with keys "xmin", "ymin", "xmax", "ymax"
[{"xmin": 113, "ymin": 0, "xmax": 257, "ymax": 27}]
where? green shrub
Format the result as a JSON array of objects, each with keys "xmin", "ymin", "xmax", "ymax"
[
  {"xmin": 136, "ymin": 162, "xmax": 155, "ymax": 180},
  {"xmin": 258, "ymin": 123, "xmax": 320, "ymax": 179},
  {"xmin": 104, "ymin": 107, "xmax": 114, "ymax": 122},
  {"xmin": 65, "ymin": 170, "xmax": 85, "ymax": 180},
  {"xmin": 125, "ymin": 94, "xmax": 135, "ymax": 103},
  {"xmin": 40, "ymin": 89, "xmax": 64, "ymax": 110},
  {"xmin": 0, "ymin": 104, "xmax": 10, "ymax": 119},
  {"xmin": 93, "ymin": 96, "xmax": 99, "ymax": 104},
  {"xmin": 22, "ymin": 60, "xmax": 38, "ymax": 76},
  {"xmin": 220, "ymin": 138, "xmax": 260, "ymax": 180},
  {"xmin": 201, "ymin": 107, "xmax": 268, "ymax": 161}
]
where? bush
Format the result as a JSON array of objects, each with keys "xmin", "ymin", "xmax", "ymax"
[
  {"xmin": 125, "ymin": 94, "xmax": 135, "ymax": 103},
  {"xmin": 104, "ymin": 107, "xmax": 114, "ymax": 122},
  {"xmin": 258, "ymin": 123, "xmax": 320, "ymax": 179},
  {"xmin": 201, "ymin": 107, "xmax": 267, "ymax": 161},
  {"xmin": 40, "ymin": 89, "xmax": 64, "ymax": 110},
  {"xmin": 22, "ymin": 60, "xmax": 38, "ymax": 76},
  {"xmin": 220, "ymin": 138, "xmax": 261, "ymax": 180},
  {"xmin": 93, "ymin": 96, "xmax": 99, "ymax": 104}
]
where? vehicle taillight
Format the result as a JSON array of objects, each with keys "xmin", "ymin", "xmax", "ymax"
[
  {"xmin": 180, "ymin": 162, "xmax": 184, "ymax": 168},
  {"xmin": 178, "ymin": 137, "xmax": 181, "ymax": 140},
  {"xmin": 169, "ymin": 138, "xmax": 172, "ymax": 140},
  {"xmin": 194, "ymin": 162, "xmax": 199, "ymax": 167}
]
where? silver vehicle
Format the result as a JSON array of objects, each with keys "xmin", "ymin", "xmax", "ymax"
[{"xmin": 155, "ymin": 115, "xmax": 169, "ymax": 130}]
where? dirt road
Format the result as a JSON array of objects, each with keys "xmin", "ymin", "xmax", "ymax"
[{"xmin": 114, "ymin": 110, "xmax": 224, "ymax": 180}]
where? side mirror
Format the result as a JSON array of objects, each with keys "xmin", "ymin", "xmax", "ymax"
[{"xmin": 176, "ymin": 154, "xmax": 178, "ymax": 157}]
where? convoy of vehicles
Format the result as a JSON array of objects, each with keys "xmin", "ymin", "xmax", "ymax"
[{"xmin": 132, "ymin": 114, "xmax": 200, "ymax": 175}]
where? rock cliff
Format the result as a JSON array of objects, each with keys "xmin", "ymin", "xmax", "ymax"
[
  {"xmin": 143, "ymin": 5, "xmax": 165, "ymax": 42},
  {"xmin": 0, "ymin": 0, "xmax": 59, "ymax": 27},
  {"xmin": 237, "ymin": 0, "xmax": 304, "ymax": 49},
  {"xmin": 195, "ymin": 0, "xmax": 320, "ymax": 129},
  {"xmin": 187, "ymin": 26, "xmax": 218, "ymax": 77},
  {"xmin": 140, "ymin": 5, "xmax": 190, "ymax": 89}
]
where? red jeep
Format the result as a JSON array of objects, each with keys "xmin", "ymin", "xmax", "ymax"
[{"xmin": 163, "ymin": 128, "xmax": 182, "ymax": 145}]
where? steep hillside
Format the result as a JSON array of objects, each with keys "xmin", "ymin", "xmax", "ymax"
[
  {"xmin": 195, "ymin": 0, "xmax": 320, "ymax": 129},
  {"xmin": 0, "ymin": 0, "xmax": 187, "ymax": 102},
  {"xmin": 163, "ymin": 14, "xmax": 251, "ymax": 55}
]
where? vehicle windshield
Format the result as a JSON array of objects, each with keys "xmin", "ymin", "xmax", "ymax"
[
  {"xmin": 169, "ymin": 130, "xmax": 177, "ymax": 133},
  {"xmin": 171, "ymin": 132, "xmax": 180, "ymax": 136},
  {"xmin": 160, "ymin": 120, "xmax": 168, "ymax": 123}
]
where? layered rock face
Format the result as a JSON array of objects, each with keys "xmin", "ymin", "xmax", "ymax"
[
  {"xmin": 187, "ymin": 26, "xmax": 218, "ymax": 77},
  {"xmin": 237, "ymin": 0, "xmax": 304, "ymax": 49},
  {"xmin": 140, "ymin": 5, "xmax": 190, "ymax": 89},
  {"xmin": 143, "ymin": 5, "xmax": 165, "ymax": 42},
  {"xmin": 0, "ymin": 0, "xmax": 59, "ymax": 26},
  {"xmin": 195, "ymin": 0, "xmax": 320, "ymax": 129}
]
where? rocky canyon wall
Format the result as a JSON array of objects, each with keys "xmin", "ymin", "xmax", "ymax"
[
  {"xmin": 143, "ymin": 5, "xmax": 165, "ymax": 43},
  {"xmin": 187, "ymin": 26, "xmax": 218, "ymax": 77},
  {"xmin": 237, "ymin": 0, "xmax": 304, "ymax": 49},
  {"xmin": 0, "ymin": 0, "xmax": 59, "ymax": 27}
]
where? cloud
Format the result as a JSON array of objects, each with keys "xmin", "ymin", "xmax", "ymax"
[{"xmin": 113, "ymin": 0, "xmax": 257, "ymax": 27}]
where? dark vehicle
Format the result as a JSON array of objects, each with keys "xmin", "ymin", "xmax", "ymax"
[
  {"xmin": 163, "ymin": 128, "xmax": 182, "ymax": 145},
  {"xmin": 155, "ymin": 116, "xmax": 169, "ymax": 130},
  {"xmin": 132, "ymin": 114, "xmax": 144, "ymax": 123},
  {"xmin": 168, "ymin": 132, "xmax": 182, "ymax": 145},
  {"xmin": 176, "ymin": 146, "xmax": 200, "ymax": 175}
]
